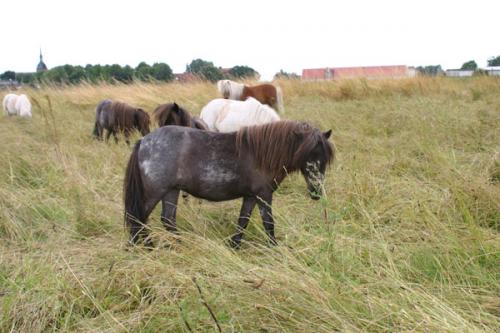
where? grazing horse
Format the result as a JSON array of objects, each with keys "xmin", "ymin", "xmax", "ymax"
[
  {"xmin": 217, "ymin": 80, "xmax": 284, "ymax": 114},
  {"xmin": 200, "ymin": 97, "xmax": 280, "ymax": 132},
  {"xmin": 93, "ymin": 99, "xmax": 150, "ymax": 144},
  {"xmin": 152, "ymin": 102, "xmax": 208, "ymax": 130},
  {"xmin": 2, "ymin": 94, "xmax": 32, "ymax": 117},
  {"xmin": 124, "ymin": 121, "xmax": 334, "ymax": 248}
]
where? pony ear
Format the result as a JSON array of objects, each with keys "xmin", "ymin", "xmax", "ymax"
[
  {"xmin": 323, "ymin": 130, "xmax": 332, "ymax": 139},
  {"xmin": 172, "ymin": 102, "xmax": 179, "ymax": 112}
]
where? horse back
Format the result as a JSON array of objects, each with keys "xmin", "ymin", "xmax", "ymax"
[
  {"xmin": 242, "ymin": 84, "xmax": 277, "ymax": 106},
  {"xmin": 16, "ymin": 95, "xmax": 32, "ymax": 117},
  {"xmin": 138, "ymin": 127, "xmax": 252, "ymax": 201}
]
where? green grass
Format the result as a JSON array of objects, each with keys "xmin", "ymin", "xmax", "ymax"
[{"xmin": 0, "ymin": 77, "xmax": 499, "ymax": 332}]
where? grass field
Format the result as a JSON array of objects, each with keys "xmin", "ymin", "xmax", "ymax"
[{"xmin": 0, "ymin": 77, "xmax": 499, "ymax": 332}]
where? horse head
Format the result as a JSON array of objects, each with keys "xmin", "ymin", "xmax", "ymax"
[
  {"xmin": 135, "ymin": 109, "xmax": 150, "ymax": 136},
  {"xmin": 217, "ymin": 80, "xmax": 231, "ymax": 99},
  {"xmin": 297, "ymin": 128, "xmax": 334, "ymax": 200}
]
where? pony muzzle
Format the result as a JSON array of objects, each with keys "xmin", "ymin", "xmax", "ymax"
[{"xmin": 306, "ymin": 183, "xmax": 324, "ymax": 200}]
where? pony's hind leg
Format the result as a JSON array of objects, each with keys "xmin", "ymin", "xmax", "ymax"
[
  {"xmin": 161, "ymin": 190, "xmax": 180, "ymax": 233},
  {"xmin": 105, "ymin": 129, "xmax": 112, "ymax": 142},
  {"xmin": 128, "ymin": 217, "xmax": 151, "ymax": 246}
]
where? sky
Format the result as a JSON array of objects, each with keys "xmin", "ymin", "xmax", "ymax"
[{"xmin": 2, "ymin": 0, "xmax": 499, "ymax": 80}]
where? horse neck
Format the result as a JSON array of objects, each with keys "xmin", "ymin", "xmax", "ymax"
[
  {"xmin": 240, "ymin": 86, "xmax": 252, "ymax": 100},
  {"xmin": 231, "ymin": 82, "xmax": 244, "ymax": 99},
  {"xmin": 236, "ymin": 124, "xmax": 304, "ymax": 183},
  {"xmin": 179, "ymin": 110, "xmax": 192, "ymax": 127}
]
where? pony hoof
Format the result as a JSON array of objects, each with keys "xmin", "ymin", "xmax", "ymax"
[
  {"xmin": 228, "ymin": 238, "xmax": 241, "ymax": 249},
  {"xmin": 144, "ymin": 240, "xmax": 155, "ymax": 250},
  {"xmin": 268, "ymin": 238, "xmax": 278, "ymax": 246}
]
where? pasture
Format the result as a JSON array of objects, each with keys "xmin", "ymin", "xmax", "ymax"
[{"xmin": 0, "ymin": 77, "xmax": 499, "ymax": 332}]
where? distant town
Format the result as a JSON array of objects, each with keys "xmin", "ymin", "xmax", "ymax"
[{"xmin": 1, "ymin": 51, "xmax": 500, "ymax": 89}]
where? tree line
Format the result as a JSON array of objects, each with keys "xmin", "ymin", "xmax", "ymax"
[{"xmin": 0, "ymin": 59, "xmax": 259, "ymax": 85}]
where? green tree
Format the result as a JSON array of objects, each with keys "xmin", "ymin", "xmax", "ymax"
[
  {"xmin": 106, "ymin": 64, "xmax": 133, "ymax": 83},
  {"xmin": 135, "ymin": 62, "xmax": 153, "ymax": 81},
  {"xmin": 274, "ymin": 69, "xmax": 300, "ymax": 80},
  {"xmin": 186, "ymin": 59, "xmax": 212, "ymax": 74},
  {"xmin": 0, "ymin": 71, "xmax": 16, "ymax": 80},
  {"xmin": 461, "ymin": 60, "xmax": 478, "ymax": 71},
  {"xmin": 85, "ymin": 64, "xmax": 103, "ymax": 83},
  {"xmin": 63, "ymin": 65, "xmax": 86, "ymax": 84},
  {"xmin": 42, "ymin": 66, "xmax": 69, "ymax": 84},
  {"xmin": 186, "ymin": 59, "xmax": 223, "ymax": 82},
  {"xmin": 487, "ymin": 56, "xmax": 500, "ymax": 67},
  {"xmin": 16, "ymin": 73, "xmax": 36, "ymax": 84},
  {"xmin": 151, "ymin": 63, "xmax": 174, "ymax": 81},
  {"xmin": 229, "ymin": 65, "xmax": 259, "ymax": 79},
  {"xmin": 415, "ymin": 65, "xmax": 443, "ymax": 76}
]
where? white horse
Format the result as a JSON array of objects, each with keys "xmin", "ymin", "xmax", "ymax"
[
  {"xmin": 2, "ymin": 94, "xmax": 32, "ymax": 117},
  {"xmin": 200, "ymin": 97, "xmax": 280, "ymax": 132},
  {"xmin": 217, "ymin": 80, "xmax": 285, "ymax": 114}
]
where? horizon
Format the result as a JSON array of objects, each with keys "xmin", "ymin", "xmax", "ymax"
[{"xmin": 2, "ymin": 0, "xmax": 499, "ymax": 80}]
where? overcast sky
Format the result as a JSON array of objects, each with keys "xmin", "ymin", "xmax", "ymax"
[{"xmin": 2, "ymin": 0, "xmax": 499, "ymax": 80}]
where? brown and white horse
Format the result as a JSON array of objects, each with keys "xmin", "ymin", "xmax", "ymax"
[{"xmin": 217, "ymin": 80, "xmax": 284, "ymax": 114}]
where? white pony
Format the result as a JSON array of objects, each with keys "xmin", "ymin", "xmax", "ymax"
[
  {"xmin": 2, "ymin": 94, "xmax": 32, "ymax": 117},
  {"xmin": 217, "ymin": 80, "xmax": 285, "ymax": 114},
  {"xmin": 200, "ymin": 97, "xmax": 280, "ymax": 133}
]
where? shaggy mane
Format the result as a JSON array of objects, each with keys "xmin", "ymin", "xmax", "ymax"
[
  {"xmin": 111, "ymin": 101, "xmax": 150, "ymax": 133},
  {"xmin": 153, "ymin": 103, "xmax": 192, "ymax": 127},
  {"xmin": 235, "ymin": 121, "xmax": 334, "ymax": 180}
]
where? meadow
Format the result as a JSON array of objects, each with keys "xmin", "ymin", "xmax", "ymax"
[{"xmin": 0, "ymin": 77, "xmax": 498, "ymax": 332}]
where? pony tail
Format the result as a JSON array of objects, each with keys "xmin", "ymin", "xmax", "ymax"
[
  {"xmin": 124, "ymin": 140, "xmax": 146, "ymax": 244},
  {"xmin": 276, "ymin": 86, "xmax": 285, "ymax": 114}
]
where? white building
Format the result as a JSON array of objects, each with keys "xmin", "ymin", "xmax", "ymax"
[
  {"xmin": 445, "ymin": 69, "xmax": 474, "ymax": 77},
  {"xmin": 486, "ymin": 67, "xmax": 500, "ymax": 76}
]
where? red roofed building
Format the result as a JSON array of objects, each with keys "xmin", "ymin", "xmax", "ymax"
[
  {"xmin": 174, "ymin": 72, "xmax": 198, "ymax": 82},
  {"xmin": 302, "ymin": 65, "xmax": 416, "ymax": 80}
]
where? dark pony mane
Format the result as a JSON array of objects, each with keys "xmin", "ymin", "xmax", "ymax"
[
  {"xmin": 235, "ymin": 121, "xmax": 335, "ymax": 180},
  {"xmin": 153, "ymin": 103, "xmax": 192, "ymax": 127},
  {"xmin": 111, "ymin": 101, "xmax": 150, "ymax": 134}
]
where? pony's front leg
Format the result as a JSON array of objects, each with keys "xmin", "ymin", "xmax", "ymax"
[
  {"xmin": 257, "ymin": 194, "xmax": 277, "ymax": 246},
  {"xmin": 124, "ymin": 130, "xmax": 131, "ymax": 146},
  {"xmin": 112, "ymin": 131, "xmax": 119, "ymax": 144},
  {"xmin": 161, "ymin": 190, "xmax": 180, "ymax": 233},
  {"xmin": 230, "ymin": 196, "xmax": 257, "ymax": 248}
]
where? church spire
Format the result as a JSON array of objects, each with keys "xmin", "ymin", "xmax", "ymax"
[{"xmin": 37, "ymin": 48, "xmax": 48, "ymax": 73}]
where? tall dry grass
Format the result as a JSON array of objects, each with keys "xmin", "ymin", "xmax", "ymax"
[{"xmin": 0, "ymin": 77, "xmax": 499, "ymax": 332}]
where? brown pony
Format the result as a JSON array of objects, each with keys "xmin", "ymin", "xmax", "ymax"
[
  {"xmin": 217, "ymin": 80, "xmax": 285, "ymax": 114},
  {"xmin": 152, "ymin": 102, "xmax": 208, "ymax": 130},
  {"xmin": 93, "ymin": 99, "xmax": 150, "ymax": 144}
]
